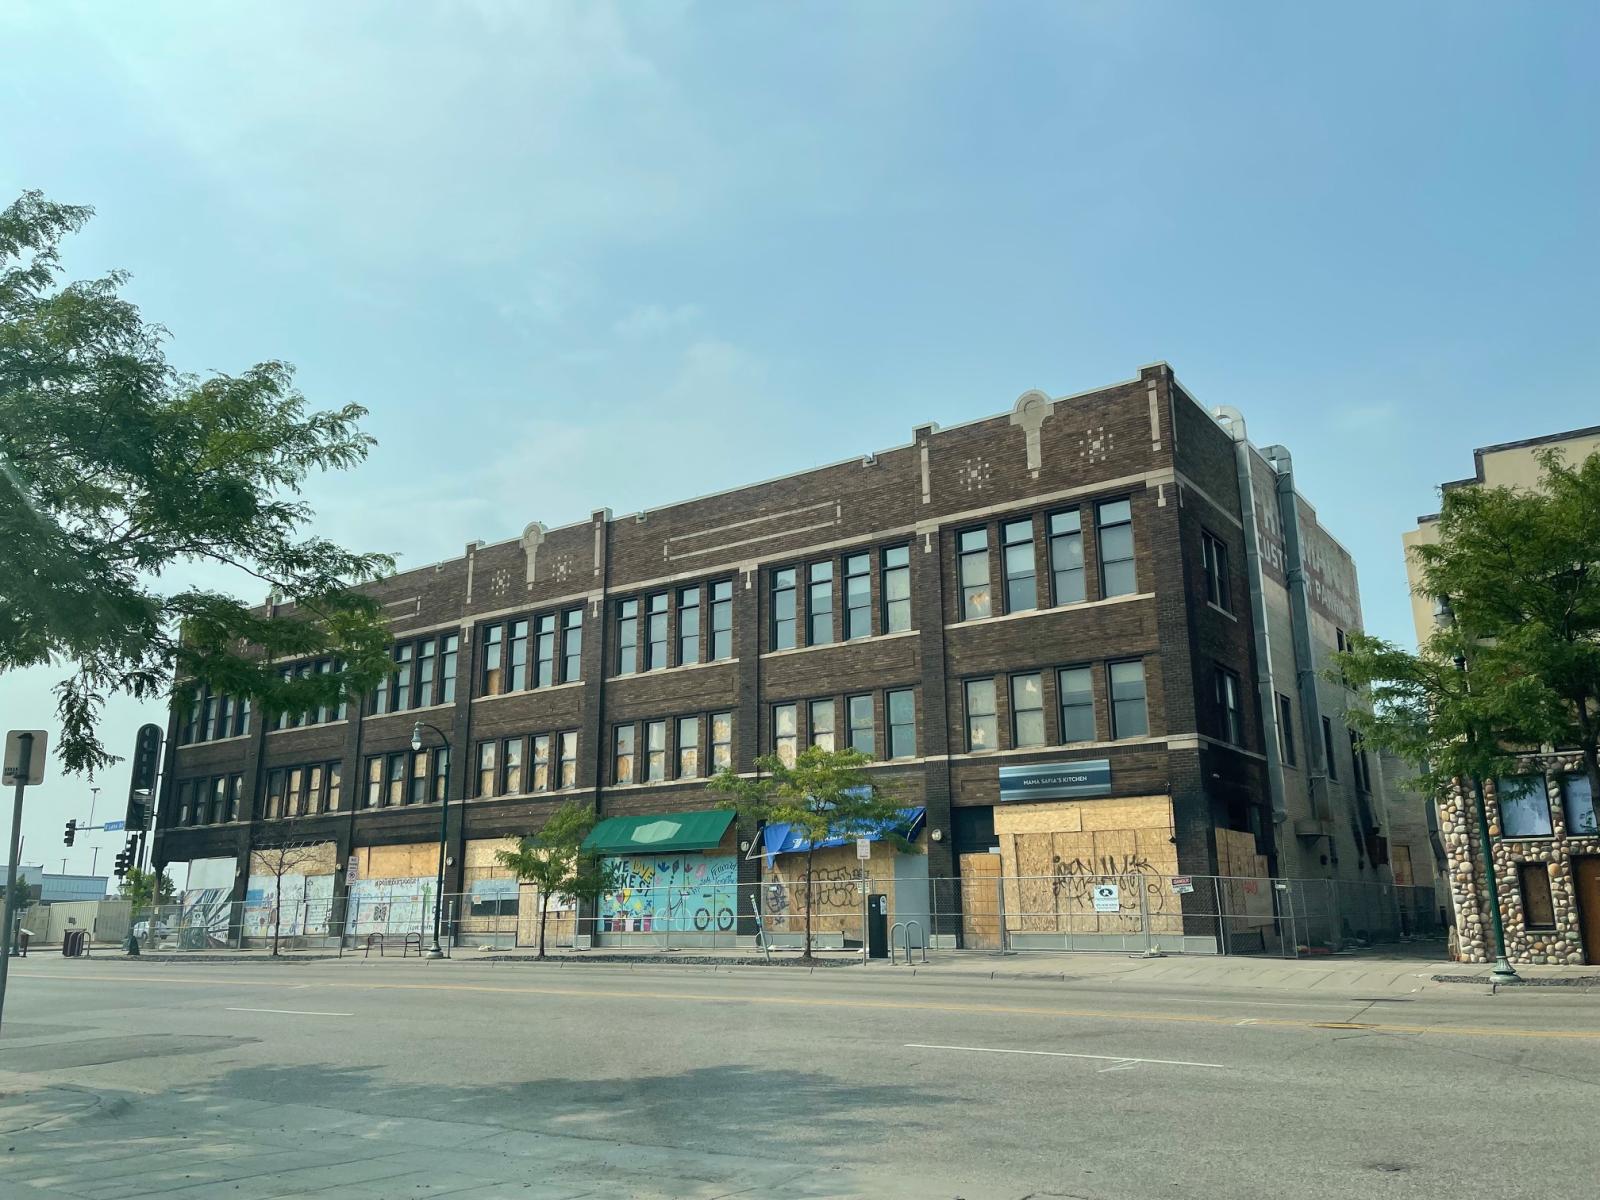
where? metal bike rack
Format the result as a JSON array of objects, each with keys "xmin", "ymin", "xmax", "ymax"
[{"xmin": 890, "ymin": 920, "xmax": 928, "ymax": 965}]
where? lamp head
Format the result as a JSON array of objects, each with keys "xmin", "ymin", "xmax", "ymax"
[{"xmin": 411, "ymin": 722, "xmax": 423, "ymax": 752}]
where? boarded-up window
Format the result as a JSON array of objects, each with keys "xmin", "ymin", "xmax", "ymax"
[{"xmin": 1518, "ymin": 863, "xmax": 1555, "ymax": 929}]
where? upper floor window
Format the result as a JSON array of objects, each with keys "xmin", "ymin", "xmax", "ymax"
[
  {"xmin": 507, "ymin": 619, "xmax": 530, "ymax": 692},
  {"xmin": 1277, "ymin": 693, "xmax": 1297, "ymax": 766},
  {"xmin": 678, "ymin": 586, "xmax": 701, "ymax": 665},
  {"xmin": 1349, "ymin": 730, "xmax": 1372, "ymax": 793},
  {"xmin": 678, "ymin": 715, "xmax": 701, "ymax": 779},
  {"xmin": 1003, "ymin": 519, "xmax": 1037, "ymax": 613},
  {"xmin": 1011, "ymin": 673, "xmax": 1045, "ymax": 747},
  {"xmin": 882, "ymin": 546, "xmax": 912, "ymax": 633},
  {"xmin": 393, "ymin": 643, "xmax": 415, "ymax": 710},
  {"xmin": 263, "ymin": 759, "xmax": 344, "ymax": 819},
  {"xmin": 645, "ymin": 593, "xmax": 669, "ymax": 671},
  {"xmin": 416, "ymin": 639, "xmax": 436, "ymax": 709},
  {"xmin": 645, "ymin": 720, "xmax": 667, "ymax": 782},
  {"xmin": 1058, "ymin": 666, "xmax": 1095, "ymax": 743},
  {"xmin": 613, "ymin": 725, "xmax": 636, "ymax": 785},
  {"xmin": 710, "ymin": 580, "xmax": 734, "ymax": 660},
  {"xmin": 171, "ymin": 772, "xmax": 245, "ymax": 827},
  {"xmin": 1049, "ymin": 510, "xmax": 1085, "ymax": 606},
  {"xmin": 534, "ymin": 614, "xmax": 556, "ymax": 688},
  {"xmin": 965, "ymin": 678, "xmax": 998, "ymax": 751},
  {"xmin": 773, "ymin": 703, "xmax": 798, "ymax": 767},
  {"xmin": 1203, "ymin": 531, "xmax": 1232, "ymax": 612},
  {"xmin": 1215, "ymin": 666, "xmax": 1243, "ymax": 745},
  {"xmin": 481, "ymin": 625, "xmax": 505, "ymax": 696},
  {"xmin": 1497, "ymin": 775, "xmax": 1552, "ymax": 838},
  {"xmin": 1109, "ymin": 659, "xmax": 1148, "ymax": 738},
  {"xmin": 562, "ymin": 609, "xmax": 583, "ymax": 682},
  {"xmin": 558, "ymin": 731, "xmax": 577, "ymax": 789},
  {"xmin": 959, "ymin": 529, "xmax": 991, "ymax": 620},
  {"xmin": 1321, "ymin": 717, "xmax": 1339, "ymax": 780},
  {"xmin": 848, "ymin": 694, "xmax": 875, "ymax": 755},
  {"xmin": 887, "ymin": 689, "xmax": 916, "ymax": 759},
  {"xmin": 180, "ymin": 684, "xmax": 251, "ymax": 744},
  {"xmin": 531, "ymin": 734, "xmax": 551, "ymax": 792},
  {"xmin": 809, "ymin": 698, "xmax": 836, "ymax": 751},
  {"xmin": 808, "ymin": 561, "xmax": 834, "ymax": 645},
  {"xmin": 845, "ymin": 554, "xmax": 872, "ymax": 640},
  {"xmin": 711, "ymin": 711, "xmax": 733, "ymax": 772},
  {"xmin": 1097, "ymin": 500, "xmax": 1136, "ymax": 597},
  {"xmin": 439, "ymin": 635, "xmax": 459, "ymax": 704},
  {"xmin": 1561, "ymin": 773, "xmax": 1597, "ymax": 837},
  {"xmin": 616, "ymin": 599, "xmax": 639, "ymax": 675},
  {"xmin": 772, "ymin": 568, "xmax": 798, "ymax": 650}
]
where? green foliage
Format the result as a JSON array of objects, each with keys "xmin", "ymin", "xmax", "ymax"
[
  {"xmin": 1336, "ymin": 447, "xmax": 1600, "ymax": 799},
  {"xmin": 496, "ymin": 800, "xmax": 619, "ymax": 957},
  {"xmin": 0, "ymin": 191, "xmax": 396, "ymax": 774},
  {"xmin": 6, "ymin": 876, "xmax": 33, "ymax": 911},
  {"xmin": 118, "ymin": 866, "xmax": 176, "ymax": 912},
  {"xmin": 708, "ymin": 745, "xmax": 917, "ymax": 956}
]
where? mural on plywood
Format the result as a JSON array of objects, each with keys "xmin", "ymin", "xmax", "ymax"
[
  {"xmin": 242, "ymin": 874, "xmax": 336, "ymax": 938},
  {"xmin": 599, "ymin": 854, "xmax": 737, "ymax": 933},
  {"xmin": 346, "ymin": 877, "xmax": 436, "ymax": 937}
]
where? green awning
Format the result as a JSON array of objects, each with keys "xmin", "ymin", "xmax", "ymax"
[{"xmin": 581, "ymin": 809, "xmax": 736, "ymax": 855}]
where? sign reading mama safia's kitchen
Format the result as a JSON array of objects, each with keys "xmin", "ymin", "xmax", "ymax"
[{"xmin": 998, "ymin": 760, "xmax": 1112, "ymax": 803}]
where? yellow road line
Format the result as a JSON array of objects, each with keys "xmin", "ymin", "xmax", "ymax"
[{"xmin": 17, "ymin": 969, "xmax": 1600, "ymax": 1042}]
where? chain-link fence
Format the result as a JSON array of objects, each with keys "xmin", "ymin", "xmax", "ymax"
[{"xmin": 124, "ymin": 870, "xmax": 1444, "ymax": 957}]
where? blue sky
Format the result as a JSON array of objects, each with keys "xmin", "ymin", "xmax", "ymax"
[{"xmin": 2, "ymin": 1, "xmax": 1596, "ymax": 874}]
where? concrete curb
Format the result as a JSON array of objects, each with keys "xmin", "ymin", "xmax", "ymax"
[{"xmin": 1432, "ymin": 973, "xmax": 1600, "ymax": 988}]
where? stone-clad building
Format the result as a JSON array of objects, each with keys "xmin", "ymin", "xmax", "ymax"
[
  {"xmin": 153, "ymin": 363, "xmax": 1403, "ymax": 952},
  {"xmin": 1403, "ymin": 425, "xmax": 1600, "ymax": 965}
]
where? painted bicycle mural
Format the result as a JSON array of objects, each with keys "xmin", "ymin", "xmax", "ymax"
[{"xmin": 598, "ymin": 853, "xmax": 737, "ymax": 934}]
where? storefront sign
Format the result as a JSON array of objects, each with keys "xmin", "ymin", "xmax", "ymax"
[{"xmin": 998, "ymin": 760, "xmax": 1112, "ymax": 803}]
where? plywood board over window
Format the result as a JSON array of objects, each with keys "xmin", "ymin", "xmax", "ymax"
[
  {"xmin": 993, "ymin": 796, "xmax": 1179, "ymax": 936},
  {"xmin": 1215, "ymin": 827, "xmax": 1273, "ymax": 930}
]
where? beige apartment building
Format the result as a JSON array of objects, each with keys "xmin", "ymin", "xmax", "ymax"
[{"xmin": 1403, "ymin": 425, "xmax": 1600, "ymax": 965}]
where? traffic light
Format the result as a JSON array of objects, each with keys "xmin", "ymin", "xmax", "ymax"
[
  {"xmin": 64, "ymin": 819, "xmax": 76, "ymax": 847},
  {"xmin": 126, "ymin": 723, "xmax": 162, "ymax": 830},
  {"xmin": 113, "ymin": 838, "xmax": 136, "ymax": 879}
]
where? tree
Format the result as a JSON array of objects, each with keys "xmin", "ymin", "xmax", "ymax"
[
  {"xmin": 708, "ymin": 745, "xmax": 918, "ymax": 959},
  {"xmin": 495, "ymin": 800, "xmax": 620, "ymax": 959},
  {"xmin": 250, "ymin": 835, "xmax": 325, "ymax": 957},
  {"xmin": 1408, "ymin": 449, "xmax": 1600, "ymax": 805},
  {"xmin": 5, "ymin": 876, "xmax": 32, "ymax": 913},
  {"xmin": 1334, "ymin": 626, "xmax": 1560, "ymax": 796},
  {"xmin": 118, "ymin": 866, "xmax": 177, "ymax": 914},
  {"xmin": 0, "ymin": 191, "xmax": 395, "ymax": 775}
]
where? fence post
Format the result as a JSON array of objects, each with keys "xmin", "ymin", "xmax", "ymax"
[
  {"xmin": 1214, "ymin": 876, "xmax": 1228, "ymax": 956},
  {"xmin": 1138, "ymin": 879, "xmax": 1161, "ymax": 957}
]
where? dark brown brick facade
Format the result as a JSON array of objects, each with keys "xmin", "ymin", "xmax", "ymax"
[{"xmin": 155, "ymin": 363, "xmax": 1279, "ymax": 932}]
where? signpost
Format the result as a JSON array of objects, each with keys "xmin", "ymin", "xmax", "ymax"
[{"xmin": 1, "ymin": 730, "xmax": 47, "ymax": 1033}]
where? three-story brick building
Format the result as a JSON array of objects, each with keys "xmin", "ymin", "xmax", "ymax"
[{"xmin": 153, "ymin": 363, "xmax": 1402, "ymax": 951}]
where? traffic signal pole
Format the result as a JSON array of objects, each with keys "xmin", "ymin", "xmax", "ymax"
[{"xmin": 1, "ymin": 732, "xmax": 36, "ymax": 1032}]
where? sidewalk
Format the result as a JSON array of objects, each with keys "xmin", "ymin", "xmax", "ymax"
[{"xmin": 49, "ymin": 939, "xmax": 1600, "ymax": 993}]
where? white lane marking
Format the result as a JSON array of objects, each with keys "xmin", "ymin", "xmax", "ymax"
[
  {"xmin": 1236, "ymin": 1019, "xmax": 1258, "ymax": 1026},
  {"xmin": 905, "ymin": 1043, "xmax": 1224, "ymax": 1069},
  {"xmin": 226, "ymin": 1007, "xmax": 353, "ymax": 1017}
]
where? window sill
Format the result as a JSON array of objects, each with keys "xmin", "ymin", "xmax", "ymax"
[
  {"xmin": 944, "ymin": 592, "xmax": 1154, "ymax": 630},
  {"xmin": 759, "ymin": 630, "xmax": 917, "ymax": 660},
  {"xmin": 363, "ymin": 701, "xmax": 455, "ymax": 722},
  {"xmin": 465, "ymin": 787, "xmax": 583, "ymax": 804},
  {"xmin": 603, "ymin": 776, "xmax": 715, "ymax": 792},
  {"xmin": 471, "ymin": 680, "xmax": 584, "ymax": 704},
  {"xmin": 1206, "ymin": 601, "xmax": 1237, "ymax": 622},
  {"xmin": 608, "ymin": 658, "xmax": 737, "ymax": 681},
  {"xmin": 266, "ymin": 721, "xmax": 348, "ymax": 736},
  {"xmin": 177, "ymin": 733, "xmax": 253, "ymax": 750}
]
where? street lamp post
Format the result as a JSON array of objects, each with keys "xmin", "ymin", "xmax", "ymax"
[{"xmin": 412, "ymin": 721, "xmax": 452, "ymax": 961}]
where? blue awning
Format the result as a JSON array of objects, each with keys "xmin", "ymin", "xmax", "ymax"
[{"xmin": 754, "ymin": 807, "xmax": 925, "ymax": 866}]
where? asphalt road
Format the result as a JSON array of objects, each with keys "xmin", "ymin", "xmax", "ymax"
[{"xmin": 1, "ymin": 956, "xmax": 1597, "ymax": 1199}]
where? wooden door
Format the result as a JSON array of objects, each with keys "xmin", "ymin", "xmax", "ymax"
[
  {"xmin": 959, "ymin": 853, "xmax": 1002, "ymax": 950},
  {"xmin": 1573, "ymin": 857, "xmax": 1600, "ymax": 965}
]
